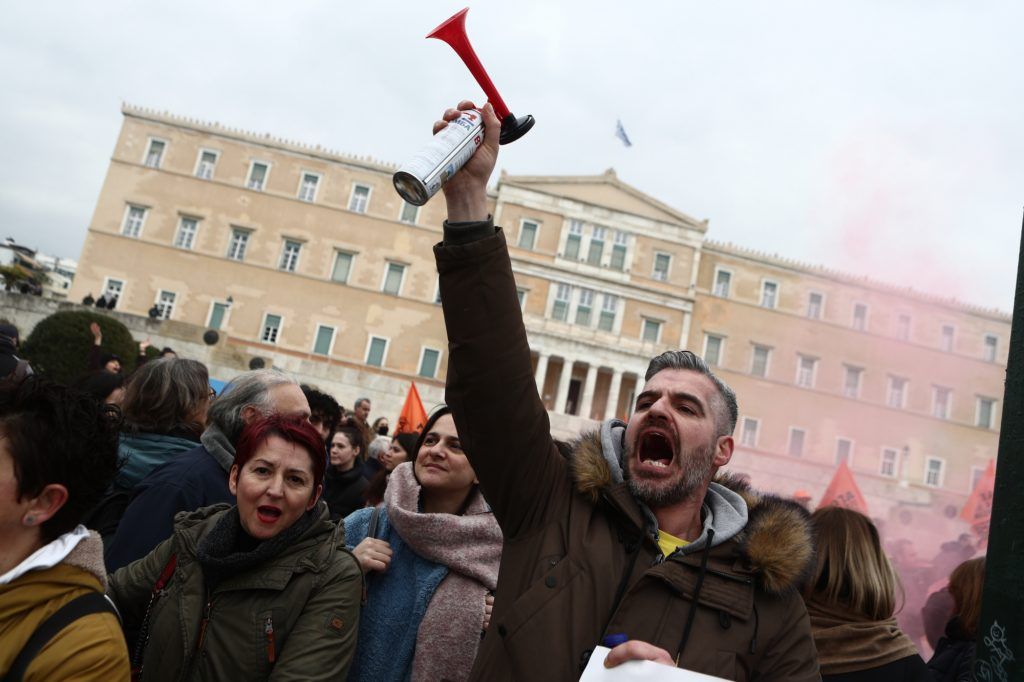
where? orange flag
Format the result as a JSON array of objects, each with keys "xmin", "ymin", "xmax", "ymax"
[
  {"xmin": 960, "ymin": 460, "xmax": 995, "ymax": 547},
  {"xmin": 395, "ymin": 382, "xmax": 428, "ymax": 435},
  {"xmin": 818, "ymin": 461, "xmax": 869, "ymax": 515}
]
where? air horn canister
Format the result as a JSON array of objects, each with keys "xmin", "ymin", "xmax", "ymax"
[{"xmin": 393, "ymin": 7, "xmax": 534, "ymax": 207}]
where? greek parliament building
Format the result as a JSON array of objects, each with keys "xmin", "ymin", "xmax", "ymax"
[{"xmin": 70, "ymin": 105, "xmax": 1007, "ymax": 540}]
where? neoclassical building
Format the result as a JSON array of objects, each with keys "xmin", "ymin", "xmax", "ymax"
[{"xmin": 70, "ymin": 105, "xmax": 1007, "ymax": 545}]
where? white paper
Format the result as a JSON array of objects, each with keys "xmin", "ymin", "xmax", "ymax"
[{"xmin": 579, "ymin": 646, "xmax": 728, "ymax": 681}]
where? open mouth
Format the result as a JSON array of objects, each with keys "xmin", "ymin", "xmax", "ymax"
[
  {"xmin": 637, "ymin": 431, "xmax": 675, "ymax": 469},
  {"xmin": 256, "ymin": 506, "xmax": 282, "ymax": 524}
]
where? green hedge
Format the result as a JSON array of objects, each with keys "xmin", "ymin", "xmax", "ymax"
[{"xmin": 22, "ymin": 310, "xmax": 139, "ymax": 383}]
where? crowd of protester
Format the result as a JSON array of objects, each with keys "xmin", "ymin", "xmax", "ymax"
[{"xmin": 0, "ymin": 100, "xmax": 994, "ymax": 682}]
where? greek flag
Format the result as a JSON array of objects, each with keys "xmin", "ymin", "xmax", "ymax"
[{"xmin": 615, "ymin": 120, "xmax": 632, "ymax": 147}]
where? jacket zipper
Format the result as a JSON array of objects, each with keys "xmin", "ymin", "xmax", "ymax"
[
  {"xmin": 196, "ymin": 594, "xmax": 214, "ymax": 653},
  {"xmin": 265, "ymin": 615, "xmax": 276, "ymax": 664}
]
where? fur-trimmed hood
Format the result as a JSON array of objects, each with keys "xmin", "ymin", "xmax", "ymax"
[{"xmin": 567, "ymin": 423, "xmax": 814, "ymax": 595}]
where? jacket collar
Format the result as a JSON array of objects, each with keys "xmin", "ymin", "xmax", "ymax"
[
  {"xmin": 568, "ymin": 424, "xmax": 814, "ymax": 595},
  {"xmin": 200, "ymin": 423, "xmax": 235, "ymax": 472}
]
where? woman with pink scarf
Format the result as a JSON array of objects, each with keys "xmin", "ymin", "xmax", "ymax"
[{"xmin": 344, "ymin": 406, "xmax": 501, "ymax": 682}]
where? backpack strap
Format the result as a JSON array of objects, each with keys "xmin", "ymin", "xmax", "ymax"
[
  {"xmin": 366, "ymin": 505, "xmax": 383, "ymax": 539},
  {"xmin": 3, "ymin": 592, "xmax": 119, "ymax": 682}
]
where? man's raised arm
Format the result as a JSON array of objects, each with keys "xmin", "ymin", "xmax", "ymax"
[{"xmin": 433, "ymin": 101, "xmax": 570, "ymax": 539}]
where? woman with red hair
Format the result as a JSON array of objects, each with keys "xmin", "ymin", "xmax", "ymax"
[{"xmin": 109, "ymin": 415, "xmax": 362, "ymax": 681}]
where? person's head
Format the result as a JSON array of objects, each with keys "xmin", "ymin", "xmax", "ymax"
[
  {"xmin": 0, "ymin": 323, "xmax": 19, "ymax": 351},
  {"xmin": 804, "ymin": 506, "xmax": 898, "ymax": 621},
  {"xmin": 372, "ymin": 416, "xmax": 389, "ymax": 436},
  {"xmin": 354, "ymin": 397, "xmax": 371, "ymax": 423},
  {"xmin": 302, "ymin": 385, "xmax": 342, "ymax": 444},
  {"xmin": 121, "ymin": 358, "xmax": 211, "ymax": 436},
  {"xmin": 330, "ymin": 424, "xmax": 365, "ymax": 472},
  {"xmin": 74, "ymin": 370, "xmax": 126, "ymax": 407},
  {"xmin": 367, "ymin": 435, "xmax": 391, "ymax": 461},
  {"xmin": 381, "ymin": 431, "xmax": 418, "ymax": 472},
  {"xmin": 206, "ymin": 369, "xmax": 310, "ymax": 443},
  {"xmin": 229, "ymin": 415, "xmax": 325, "ymax": 541},
  {"xmin": 412, "ymin": 406, "xmax": 478, "ymax": 510},
  {"xmin": 0, "ymin": 377, "xmax": 119, "ymax": 566},
  {"xmin": 99, "ymin": 351, "xmax": 122, "ymax": 374},
  {"xmin": 623, "ymin": 350, "xmax": 738, "ymax": 509},
  {"xmin": 948, "ymin": 557, "xmax": 985, "ymax": 639},
  {"xmin": 160, "ymin": 347, "xmax": 177, "ymax": 359}
]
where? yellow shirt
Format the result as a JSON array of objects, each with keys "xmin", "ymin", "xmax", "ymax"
[{"xmin": 657, "ymin": 529, "xmax": 690, "ymax": 557}]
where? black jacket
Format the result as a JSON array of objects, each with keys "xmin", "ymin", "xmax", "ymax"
[
  {"xmin": 927, "ymin": 619, "xmax": 975, "ymax": 682},
  {"xmin": 321, "ymin": 466, "xmax": 368, "ymax": 521}
]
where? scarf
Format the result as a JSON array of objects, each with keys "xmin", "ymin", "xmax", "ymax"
[
  {"xmin": 384, "ymin": 463, "xmax": 502, "ymax": 682},
  {"xmin": 806, "ymin": 598, "xmax": 920, "ymax": 675},
  {"xmin": 200, "ymin": 424, "xmax": 236, "ymax": 472},
  {"xmin": 196, "ymin": 506, "xmax": 314, "ymax": 589}
]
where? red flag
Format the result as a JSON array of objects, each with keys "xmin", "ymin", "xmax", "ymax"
[
  {"xmin": 818, "ymin": 461, "xmax": 869, "ymax": 515},
  {"xmin": 960, "ymin": 460, "xmax": 995, "ymax": 547},
  {"xmin": 395, "ymin": 382, "xmax": 428, "ymax": 435}
]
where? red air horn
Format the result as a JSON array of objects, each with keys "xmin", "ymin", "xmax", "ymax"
[{"xmin": 427, "ymin": 8, "xmax": 535, "ymax": 145}]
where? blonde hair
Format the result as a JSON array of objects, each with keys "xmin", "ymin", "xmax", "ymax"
[
  {"xmin": 948, "ymin": 557, "xmax": 985, "ymax": 639},
  {"xmin": 804, "ymin": 506, "xmax": 898, "ymax": 620}
]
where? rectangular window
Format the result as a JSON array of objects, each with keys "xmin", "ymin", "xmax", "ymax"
[
  {"xmin": 400, "ymin": 202, "xmax": 419, "ymax": 224},
  {"xmin": 564, "ymin": 220, "xmax": 583, "ymax": 260},
  {"xmin": 970, "ymin": 466, "xmax": 986, "ymax": 492},
  {"xmin": 750, "ymin": 345, "xmax": 770, "ymax": 378},
  {"xmin": 332, "ymin": 251, "xmax": 354, "ymax": 283},
  {"xmin": 896, "ymin": 313, "xmax": 911, "ymax": 341},
  {"xmin": 788, "ymin": 428, "xmax": 806, "ymax": 457},
  {"xmin": 102, "ymin": 278, "xmax": 124, "ymax": 300},
  {"xmin": 853, "ymin": 302, "xmax": 868, "ymax": 331},
  {"xmin": 807, "ymin": 292, "xmax": 823, "ymax": 319},
  {"xmin": 382, "ymin": 262, "xmax": 406, "ymax": 296},
  {"xmin": 195, "ymin": 150, "xmax": 218, "ymax": 179},
  {"xmin": 925, "ymin": 457, "xmax": 945, "ymax": 487},
  {"xmin": 740, "ymin": 418, "xmax": 759, "ymax": 447},
  {"xmin": 843, "ymin": 365, "xmax": 863, "ymax": 399},
  {"xmin": 434, "ymin": 279, "xmax": 442, "ymax": 305},
  {"xmin": 279, "ymin": 239, "xmax": 302, "ymax": 272},
  {"xmin": 835, "ymin": 438, "xmax": 853, "ymax": 466},
  {"xmin": 587, "ymin": 226, "xmax": 606, "ymax": 266},
  {"xmin": 261, "ymin": 314, "xmax": 282, "ymax": 344},
  {"xmin": 610, "ymin": 231, "xmax": 628, "ymax": 270},
  {"xmin": 642, "ymin": 318, "xmax": 662, "ymax": 343},
  {"xmin": 887, "ymin": 376, "xmax": 907, "ymax": 409},
  {"xmin": 983, "ymin": 334, "xmax": 998, "ymax": 362},
  {"xmin": 575, "ymin": 289, "xmax": 594, "ymax": 326},
  {"xmin": 518, "ymin": 220, "xmax": 539, "ymax": 250},
  {"xmin": 760, "ymin": 281, "xmax": 778, "ymax": 309},
  {"xmin": 976, "ymin": 397, "xmax": 996, "ymax": 429},
  {"xmin": 516, "ymin": 288, "xmax": 527, "ymax": 310},
  {"xmin": 704, "ymin": 334, "xmax": 724, "ymax": 367},
  {"xmin": 247, "ymin": 162, "xmax": 269, "ymax": 191},
  {"xmin": 144, "ymin": 139, "xmax": 165, "ymax": 168},
  {"xmin": 174, "ymin": 217, "xmax": 199, "ymax": 249},
  {"xmin": 713, "ymin": 269, "xmax": 732, "ymax": 297},
  {"xmin": 941, "ymin": 324, "xmax": 955, "ymax": 352},
  {"xmin": 365, "ymin": 336, "xmax": 388, "ymax": 367},
  {"xmin": 298, "ymin": 173, "xmax": 320, "ymax": 202},
  {"xmin": 880, "ymin": 448, "xmax": 899, "ymax": 477},
  {"xmin": 419, "ymin": 348, "xmax": 441, "ymax": 378},
  {"xmin": 208, "ymin": 302, "xmax": 229, "ymax": 330},
  {"xmin": 598, "ymin": 294, "xmax": 618, "ymax": 332},
  {"xmin": 349, "ymin": 184, "xmax": 371, "ymax": 213},
  {"xmin": 227, "ymin": 228, "xmax": 251, "ymax": 261},
  {"xmin": 652, "ymin": 252, "xmax": 671, "ymax": 281},
  {"xmin": 155, "ymin": 290, "xmax": 176, "ymax": 320},
  {"xmin": 796, "ymin": 355, "xmax": 817, "ymax": 388},
  {"xmin": 313, "ymin": 325, "xmax": 335, "ymax": 355},
  {"xmin": 122, "ymin": 205, "xmax": 147, "ymax": 238},
  {"xmin": 552, "ymin": 283, "xmax": 571, "ymax": 321},
  {"xmin": 932, "ymin": 386, "xmax": 952, "ymax": 419}
]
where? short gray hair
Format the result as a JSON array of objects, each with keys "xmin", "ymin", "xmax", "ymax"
[
  {"xmin": 644, "ymin": 350, "xmax": 738, "ymax": 437},
  {"xmin": 355, "ymin": 397, "xmax": 371, "ymax": 410},
  {"xmin": 207, "ymin": 369, "xmax": 299, "ymax": 442}
]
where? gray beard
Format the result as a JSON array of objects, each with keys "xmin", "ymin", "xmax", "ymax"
[{"xmin": 626, "ymin": 438, "xmax": 716, "ymax": 509}]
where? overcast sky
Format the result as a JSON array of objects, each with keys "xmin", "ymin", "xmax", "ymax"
[{"xmin": 1, "ymin": 1, "xmax": 1020, "ymax": 312}]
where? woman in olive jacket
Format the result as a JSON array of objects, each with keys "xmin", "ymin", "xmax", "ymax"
[{"xmin": 108, "ymin": 415, "xmax": 362, "ymax": 681}]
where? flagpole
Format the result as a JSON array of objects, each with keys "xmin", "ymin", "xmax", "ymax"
[{"xmin": 973, "ymin": 211, "xmax": 1024, "ymax": 681}]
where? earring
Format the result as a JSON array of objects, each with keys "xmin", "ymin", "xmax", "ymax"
[{"xmin": 24, "ymin": 515, "xmax": 36, "ymax": 526}]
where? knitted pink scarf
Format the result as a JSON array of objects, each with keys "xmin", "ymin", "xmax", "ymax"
[{"xmin": 385, "ymin": 463, "xmax": 502, "ymax": 682}]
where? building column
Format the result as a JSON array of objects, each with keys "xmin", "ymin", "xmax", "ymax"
[
  {"xmin": 554, "ymin": 358, "xmax": 574, "ymax": 414},
  {"xmin": 534, "ymin": 352, "xmax": 549, "ymax": 396},
  {"xmin": 604, "ymin": 368, "xmax": 623, "ymax": 421},
  {"xmin": 579, "ymin": 364, "xmax": 599, "ymax": 420}
]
